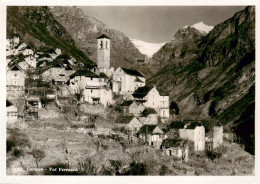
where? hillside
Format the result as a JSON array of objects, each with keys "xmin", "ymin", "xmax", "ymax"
[
  {"xmin": 7, "ymin": 6, "xmax": 94, "ymax": 68},
  {"xmin": 50, "ymin": 6, "xmax": 155, "ymax": 77},
  {"xmin": 148, "ymin": 6, "xmax": 255, "ymax": 129},
  {"xmin": 150, "ymin": 25, "xmax": 206, "ymax": 70}
]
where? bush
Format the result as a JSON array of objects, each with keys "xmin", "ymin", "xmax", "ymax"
[
  {"xmin": 6, "ymin": 139, "xmax": 16, "ymax": 152},
  {"xmin": 169, "ymin": 101, "xmax": 179, "ymax": 115},
  {"xmin": 13, "ymin": 149, "xmax": 22, "ymax": 158},
  {"xmin": 159, "ymin": 165, "xmax": 168, "ymax": 175},
  {"xmin": 122, "ymin": 161, "xmax": 148, "ymax": 175},
  {"xmin": 208, "ymin": 100, "xmax": 216, "ymax": 116},
  {"xmin": 114, "ymin": 105, "xmax": 123, "ymax": 113}
]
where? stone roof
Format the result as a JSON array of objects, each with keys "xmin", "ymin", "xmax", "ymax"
[
  {"xmin": 132, "ymin": 86, "xmax": 169, "ymax": 98},
  {"xmin": 142, "ymin": 108, "xmax": 157, "ymax": 116},
  {"xmin": 97, "ymin": 34, "xmax": 110, "ymax": 39},
  {"xmin": 121, "ymin": 68, "xmax": 144, "ymax": 77},
  {"xmin": 161, "ymin": 138, "xmax": 183, "ymax": 147},
  {"xmin": 169, "ymin": 121, "xmax": 186, "ymax": 129},
  {"xmin": 8, "ymin": 64, "xmax": 23, "ymax": 71},
  {"xmin": 186, "ymin": 121, "xmax": 203, "ymax": 129},
  {"xmin": 134, "ymin": 77, "xmax": 144, "ymax": 83},
  {"xmin": 115, "ymin": 115, "xmax": 135, "ymax": 124},
  {"xmin": 6, "ymin": 100, "xmax": 12, "ymax": 107},
  {"xmin": 70, "ymin": 70, "xmax": 99, "ymax": 78},
  {"xmin": 139, "ymin": 125, "xmax": 163, "ymax": 134},
  {"xmin": 120, "ymin": 100, "xmax": 134, "ymax": 107}
]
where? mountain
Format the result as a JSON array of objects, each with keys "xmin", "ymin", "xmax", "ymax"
[
  {"xmin": 130, "ymin": 39, "xmax": 165, "ymax": 58},
  {"xmin": 191, "ymin": 22, "xmax": 214, "ymax": 34},
  {"xmin": 150, "ymin": 25, "xmax": 206, "ymax": 69},
  {"xmin": 49, "ymin": 6, "xmax": 155, "ymax": 77},
  {"xmin": 148, "ymin": 5, "xmax": 255, "ymax": 130},
  {"xmin": 7, "ymin": 6, "xmax": 94, "ymax": 67}
]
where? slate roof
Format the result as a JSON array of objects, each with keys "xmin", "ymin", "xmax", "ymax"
[
  {"xmin": 6, "ymin": 100, "xmax": 12, "ymax": 107},
  {"xmin": 121, "ymin": 100, "xmax": 134, "ymax": 107},
  {"xmin": 134, "ymin": 77, "xmax": 144, "ymax": 83},
  {"xmin": 8, "ymin": 64, "xmax": 23, "ymax": 71},
  {"xmin": 142, "ymin": 108, "xmax": 157, "ymax": 116},
  {"xmin": 121, "ymin": 68, "xmax": 144, "ymax": 77},
  {"xmin": 132, "ymin": 85, "xmax": 169, "ymax": 98},
  {"xmin": 161, "ymin": 138, "xmax": 183, "ymax": 147},
  {"xmin": 97, "ymin": 34, "xmax": 110, "ymax": 39},
  {"xmin": 186, "ymin": 121, "xmax": 203, "ymax": 129},
  {"xmin": 115, "ymin": 115, "xmax": 134, "ymax": 124},
  {"xmin": 169, "ymin": 121, "xmax": 186, "ymax": 129},
  {"xmin": 132, "ymin": 86, "xmax": 153, "ymax": 98},
  {"xmin": 70, "ymin": 70, "xmax": 99, "ymax": 78},
  {"xmin": 139, "ymin": 125, "xmax": 161, "ymax": 134}
]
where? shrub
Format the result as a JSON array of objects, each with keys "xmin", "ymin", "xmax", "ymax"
[
  {"xmin": 122, "ymin": 161, "xmax": 148, "ymax": 175},
  {"xmin": 169, "ymin": 101, "xmax": 179, "ymax": 115},
  {"xmin": 159, "ymin": 165, "xmax": 168, "ymax": 175},
  {"xmin": 6, "ymin": 139, "xmax": 16, "ymax": 152},
  {"xmin": 77, "ymin": 158, "xmax": 98, "ymax": 175},
  {"xmin": 13, "ymin": 149, "xmax": 22, "ymax": 158},
  {"xmin": 29, "ymin": 149, "xmax": 45, "ymax": 168},
  {"xmin": 208, "ymin": 100, "xmax": 216, "ymax": 116}
]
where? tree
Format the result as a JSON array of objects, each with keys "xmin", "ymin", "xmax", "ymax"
[
  {"xmin": 208, "ymin": 100, "xmax": 216, "ymax": 116},
  {"xmin": 122, "ymin": 161, "xmax": 148, "ymax": 175},
  {"xmin": 170, "ymin": 101, "xmax": 179, "ymax": 115},
  {"xmin": 29, "ymin": 149, "xmax": 45, "ymax": 168},
  {"xmin": 77, "ymin": 158, "xmax": 97, "ymax": 175}
]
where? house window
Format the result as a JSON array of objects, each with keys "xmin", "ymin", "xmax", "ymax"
[
  {"xmin": 13, "ymin": 80, "xmax": 17, "ymax": 85},
  {"xmin": 14, "ymin": 74, "xmax": 18, "ymax": 78},
  {"xmin": 91, "ymin": 90, "xmax": 93, "ymax": 93},
  {"xmin": 100, "ymin": 41, "xmax": 103, "ymax": 48},
  {"xmin": 106, "ymin": 41, "xmax": 108, "ymax": 49},
  {"xmin": 91, "ymin": 77, "xmax": 93, "ymax": 80}
]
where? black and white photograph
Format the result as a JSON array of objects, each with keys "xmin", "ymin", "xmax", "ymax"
[{"xmin": 3, "ymin": 1, "xmax": 257, "ymax": 180}]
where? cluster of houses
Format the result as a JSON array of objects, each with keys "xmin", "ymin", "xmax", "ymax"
[
  {"xmin": 118, "ymin": 117, "xmax": 223, "ymax": 161},
  {"xmin": 6, "ymin": 33, "xmax": 224, "ymax": 162}
]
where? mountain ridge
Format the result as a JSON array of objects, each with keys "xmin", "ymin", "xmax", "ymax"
[
  {"xmin": 50, "ymin": 6, "xmax": 156, "ymax": 77},
  {"xmin": 148, "ymin": 6, "xmax": 255, "ymax": 129}
]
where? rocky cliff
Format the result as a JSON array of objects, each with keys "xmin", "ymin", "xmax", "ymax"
[{"xmin": 148, "ymin": 6, "xmax": 255, "ymax": 128}]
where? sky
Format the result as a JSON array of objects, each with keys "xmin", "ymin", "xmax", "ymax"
[{"xmin": 81, "ymin": 6, "xmax": 245, "ymax": 43}]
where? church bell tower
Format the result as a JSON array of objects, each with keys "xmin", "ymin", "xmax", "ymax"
[{"xmin": 97, "ymin": 34, "xmax": 110, "ymax": 70}]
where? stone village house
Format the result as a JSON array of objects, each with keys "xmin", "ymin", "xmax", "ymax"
[
  {"xmin": 161, "ymin": 138, "xmax": 189, "ymax": 162},
  {"xmin": 138, "ymin": 125, "xmax": 166, "ymax": 149},
  {"xmin": 115, "ymin": 116, "xmax": 143, "ymax": 142},
  {"xmin": 6, "ymin": 100, "xmax": 18, "ymax": 124},
  {"xmin": 6, "ymin": 64, "xmax": 25, "ymax": 99},
  {"xmin": 132, "ymin": 86, "xmax": 170, "ymax": 118},
  {"xmin": 68, "ymin": 70, "xmax": 113, "ymax": 108},
  {"xmin": 113, "ymin": 67, "xmax": 146, "ymax": 95},
  {"xmin": 205, "ymin": 122, "xmax": 224, "ymax": 150},
  {"xmin": 179, "ymin": 122, "xmax": 205, "ymax": 152},
  {"xmin": 40, "ymin": 63, "xmax": 75, "ymax": 85}
]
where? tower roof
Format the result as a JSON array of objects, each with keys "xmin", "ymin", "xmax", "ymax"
[{"xmin": 97, "ymin": 34, "xmax": 110, "ymax": 39}]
